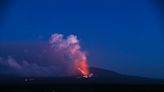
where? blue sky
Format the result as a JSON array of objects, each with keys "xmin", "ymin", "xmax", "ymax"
[{"xmin": 0, "ymin": 0, "xmax": 164, "ymax": 78}]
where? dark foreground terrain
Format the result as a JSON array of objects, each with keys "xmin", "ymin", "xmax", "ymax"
[{"xmin": 0, "ymin": 67, "xmax": 164, "ymax": 92}]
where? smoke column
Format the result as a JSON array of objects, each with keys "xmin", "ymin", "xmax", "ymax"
[
  {"xmin": 49, "ymin": 33, "xmax": 92, "ymax": 78},
  {"xmin": 0, "ymin": 33, "xmax": 92, "ymax": 77}
]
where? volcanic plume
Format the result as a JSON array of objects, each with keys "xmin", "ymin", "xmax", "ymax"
[
  {"xmin": 49, "ymin": 33, "xmax": 92, "ymax": 78},
  {"xmin": 0, "ymin": 33, "xmax": 92, "ymax": 77}
]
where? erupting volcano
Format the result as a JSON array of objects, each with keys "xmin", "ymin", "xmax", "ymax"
[
  {"xmin": 77, "ymin": 56, "xmax": 93, "ymax": 78},
  {"xmin": 49, "ymin": 33, "xmax": 93, "ymax": 78}
]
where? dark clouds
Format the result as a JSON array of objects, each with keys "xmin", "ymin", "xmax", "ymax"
[
  {"xmin": 0, "ymin": 56, "xmax": 62, "ymax": 77},
  {"xmin": 0, "ymin": 33, "xmax": 88, "ymax": 77},
  {"xmin": 0, "ymin": 43, "xmax": 76, "ymax": 77}
]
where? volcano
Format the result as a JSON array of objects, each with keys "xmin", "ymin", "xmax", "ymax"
[
  {"xmin": 0, "ymin": 67, "xmax": 164, "ymax": 92},
  {"xmin": 0, "ymin": 67, "xmax": 164, "ymax": 85},
  {"xmin": 47, "ymin": 67, "xmax": 164, "ymax": 85}
]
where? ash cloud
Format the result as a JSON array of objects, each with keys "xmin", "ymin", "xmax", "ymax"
[
  {"xmin": 0, "ymin": 33, "xmax": 88, "ymax": 77},
  {"xmin": 49, "ymin": 33, "xmax": 90, "ymax": 76},
  {"xmin": 0, "ymin": 56, "xmax": 58, "ymax": 77}
]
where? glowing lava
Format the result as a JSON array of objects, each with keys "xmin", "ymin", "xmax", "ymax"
[
  {"xmin": 76, "ymin": 54, "xmax": 93, "ymax": 78},
  {"xmin": 78, "ymin": 61, "xmax": 90, "ymax": 78},
  {"xmin": 78, "ymin": 67, "xmax": 93, "ymax": 78}
]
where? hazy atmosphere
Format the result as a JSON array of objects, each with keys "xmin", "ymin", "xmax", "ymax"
[{"xmin": 0, "ymin": 0, "xmax": 164, "ymax": 79}]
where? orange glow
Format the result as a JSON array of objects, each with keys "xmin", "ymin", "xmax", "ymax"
[{"xmin": 77, "ymin": 59, "xmax": 92, "ymax": 78}]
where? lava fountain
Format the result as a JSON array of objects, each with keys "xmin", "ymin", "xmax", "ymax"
[{"xmin": 49, "ymin": 33, "xmax": 93, "ymax": 78}]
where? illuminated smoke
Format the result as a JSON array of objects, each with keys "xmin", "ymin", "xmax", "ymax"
[
  {"xmin": 0, "ymin": 33, "xmax": 92, "ymax": 77},
  {"xmin": 49, "ymin": 33, "xmax": 92, "ymax": 78}
]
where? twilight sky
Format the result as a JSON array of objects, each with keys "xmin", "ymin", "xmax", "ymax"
[{"xmin": 0, "ymin": 0, "xmax": 164, "ymax": 78}]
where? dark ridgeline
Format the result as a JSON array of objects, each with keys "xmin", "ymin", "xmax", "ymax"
[
  {"xmin": 0, "ymin": 67, "xmax": 164, "ymax": 92},
  {"xmin": 0, "ymin": 67, "xmax": 164, "ymax": 90}
]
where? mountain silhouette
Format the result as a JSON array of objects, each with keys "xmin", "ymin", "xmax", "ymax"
[
  {"xmin": 56, "ymin": 67, "xmax": 164, "ymax": 85},
  {"xmin": 88, "ymin": 67, "xmax": 164, "ymax": 84},
  {"xmin": 1, "ymin": 67, "xmax": 164, "ymax": 86},
  {"xmin": 0, "ymin": 67, "xmax": 164, "ymax": 92}
]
